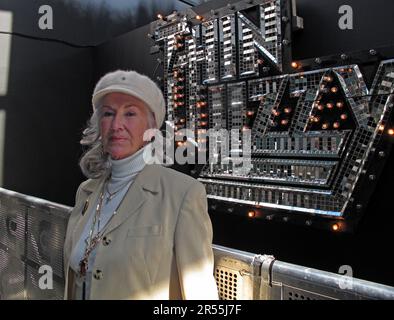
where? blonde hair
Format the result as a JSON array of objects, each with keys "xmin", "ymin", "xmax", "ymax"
[{"xmin": 79, "ymin": 105, "xmax": 157, "ymax": 179}]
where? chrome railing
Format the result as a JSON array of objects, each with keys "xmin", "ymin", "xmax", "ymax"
[{"xmin": 1, "ymin": 187, "xmax": 393, "ymax": 300}]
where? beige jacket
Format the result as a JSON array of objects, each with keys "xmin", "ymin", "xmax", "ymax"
[{"xmin": 63, "ymin": 164, "xmax": 218, "ymax": 300}]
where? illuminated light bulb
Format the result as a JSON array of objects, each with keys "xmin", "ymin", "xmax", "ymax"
[
  {"xmin": 322, "ymin": 122, "xmax": 330, "ymax": 130},
  {"xmin": 180, "ymin": 118, "xmax": 185, "ymax": 123},
  {"xmin": 281, "ymin": 119, "xmax": 289, "ymax": 126},
  {"xmin": 242, "ymin": 126, "xmax": 249, "ymax": 131},
  {"xmin": 378, "ymin": 125, "xmax": 385, "ymax": 131},
  {"xmin": 331, "ymin": 87, "xmax": 338, "ymax": 93},
  {"xmin": 201, "ymin": 113, "xmax": 208, "ymax": 118},
  {"xmin": 332, "ymin": 223, "xmax": 340, "ymax": 232},
  {"xmin": 336, "ymin": 101, "xmax": 344, "ymax": 108},
  {"xmin": 324, "ymin": 76, "xmax": 333, "ymax": 82},
  {"xmin": 157, "ymin": 13, "xmax": 164, "ymax": 20},
  {"xmin": 248, "ymin": 211, "xmax": 255, "ymax": 218},
  {"xmin": 272, "ymin": 109, "xmax": 280, "ymax": 116},
  {"xmin": 333, "ymin": 122, "xmax": 340, "ymax": 129},
  {"xmin": 314, "ymin": 116, "xmax": 320, "ymax": 123},
  {"xmin": 317, "ymin": 104, "xmax": 324, "ymax": 111},
  {"xmin": 178, "ymin": 77, "xmax": 185, "ymax": 82},
  {"xmin": 247, "ymin": 111, "xmax": 255, "ymax": 116},
  {"xmin": 173, "ymin": 71, "xmax": 178, "ymax": 77},
  {"xmin": 257, "ymin": 59, "xmax": 264, "ymax": 65},
  {"xmin": 291, "ymin": 61, "xmax": 300, "ymax": 69},
  {"xmin": 340, "ymin": 113, "xmax": 348, "ymax": 120},
  {"xmin": 326, "ymin": 102, "xmax": 334, "ymax": 109},
  {"xmin": 201, "ymin": 121, "xmax": 208, "ymax": 126},
  {"xmin": 195, "ymin": 15, "xmax": 203, "ymax": 21},
  {"xmin": 284, "ymin": 107, "xmax": 292, "ymax": 114},
  {"xmin": 388, "ymin": 128, "xmax": 394, "ymax": 136}
]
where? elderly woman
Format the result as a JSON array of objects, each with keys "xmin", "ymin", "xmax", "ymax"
[{"xmin": 63, "ymin": 70, "xmax": 218, "ymax": 300}]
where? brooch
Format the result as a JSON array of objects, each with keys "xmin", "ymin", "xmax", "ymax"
[{"xmin": 81, "ymin": 199, "xmax": 89, "ymax": 216}]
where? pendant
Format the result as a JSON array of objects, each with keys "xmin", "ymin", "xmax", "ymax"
[
  {"xmin": 105, "ymin": 195, "xmax": 113, "ymax": 204},
  {"xmin": 79, "ymin": 258, "xmax": 88, "ymax": 277}
]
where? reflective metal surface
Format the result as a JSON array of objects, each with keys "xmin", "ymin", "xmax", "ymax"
[
  {"xmin": 1, "ymin": 188, "xmax": 393, "ymax": 300},
  {"xmin": 151, "ymin": 0, "xmax": 394, "ymax": 229}
]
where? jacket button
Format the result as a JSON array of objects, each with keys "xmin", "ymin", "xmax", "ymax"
[
  {"xmin": 102, "ymin": 236, "xmax": 111, "ymax": 246},
  {"xmin": 94, "ymin": 269, "xmax": 103, "ymax": 280}
]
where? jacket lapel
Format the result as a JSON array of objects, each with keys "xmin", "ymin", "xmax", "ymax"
[
  {"xmin": 71, "ymin": 175, "xmax": 106, "ymax": 247},
  {"xmin": 103, "ymin": 164, "xmax": 160, "ymax": 235},
  {"xmin": 70, "ymin": 164, "xmax": 161, "ymax": 243}
]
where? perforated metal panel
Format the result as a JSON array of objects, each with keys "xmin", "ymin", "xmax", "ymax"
[
  {"xmin": 0, "ymin": 188, "xmax": 70, "ymax": 300},
  {"xmin": 0, "ymin": 248, "xmax": 25, "ymax": 300},
  {"xmin": 27, "ymin": 207, "xmax": 67, "ymax": 278},
  {"xmin": 283, "ymin": 285, "xmax": 334, "ymax": 300},
  {"xmin": 215, "ymin": 267, "xmax": 240, "ymax": 300},
  {"xmin": 0, "ymin": 197, "xmax": 26, "ymax": 257},
  {"xmin": 213, "ymin": 245, "xmax": 258, "ymax": 300},
  {"xmin": 1, "ymin": 188, "xmax": 394, "ymax": 300},
  {"xmin": 25, "ymin": 265, "xmax": 64, "ymax": 300}
]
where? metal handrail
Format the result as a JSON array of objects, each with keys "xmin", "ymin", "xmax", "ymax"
[{"xmin": 0, "ymin": 187, "xmax": 393, "ymax": 300}]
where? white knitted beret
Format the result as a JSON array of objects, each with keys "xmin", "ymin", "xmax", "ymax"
[{"xmin": 92, "ymin": 70, "xmax": 166, "ymax": 129}]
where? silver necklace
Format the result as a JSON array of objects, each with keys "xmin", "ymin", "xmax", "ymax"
[{"xmin": 105, "ymin": 179, "xmax": 131, "ymax": 204}]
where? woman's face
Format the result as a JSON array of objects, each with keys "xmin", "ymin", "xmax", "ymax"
[{"xmin": 100, "ymin": 92, "xmax": 150, "ymax": 160}]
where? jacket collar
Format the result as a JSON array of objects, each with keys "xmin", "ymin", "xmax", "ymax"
[
  {"xmin": 72, "ymin": 164, "xmax": 162, "ymax": 246},
  {"xmin": 80, "ymin": 164, "xmax": 161, "ymax": 194}
]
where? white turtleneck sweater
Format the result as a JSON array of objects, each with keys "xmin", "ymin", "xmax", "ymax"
[{"xmin": 69, "ymin": 143, "xmax": 149, "ymax": 299}]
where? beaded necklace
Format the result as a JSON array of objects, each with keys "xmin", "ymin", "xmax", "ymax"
[{"xmin": 79, "ymin": 177, "xmax": 125, "ymax": 277}]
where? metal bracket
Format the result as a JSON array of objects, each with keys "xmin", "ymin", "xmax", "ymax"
[{"xmin": 258, "ymin": 254, "xmax": 276, "ymax": 299}]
